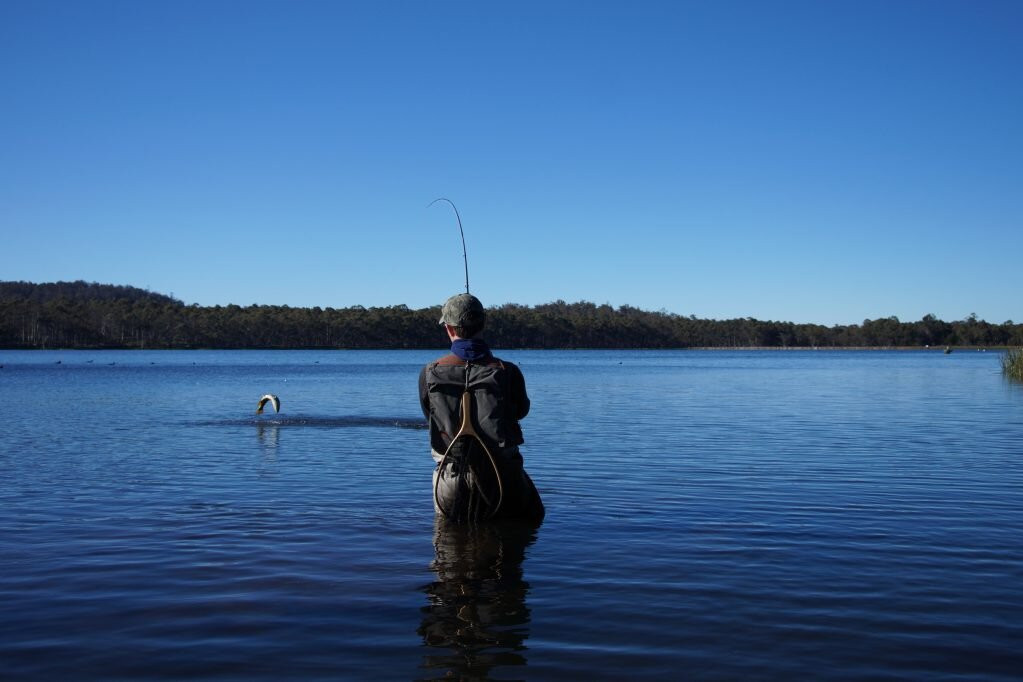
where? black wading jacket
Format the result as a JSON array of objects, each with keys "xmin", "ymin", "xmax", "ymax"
[{"xmin": 419, "ymin": 353, "xmax": 529, "ymax": 458}]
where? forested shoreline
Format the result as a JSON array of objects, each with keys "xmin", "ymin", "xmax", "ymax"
[{"xmin": 2, "ymin": 280, "xmax": 1021, "ymax": 350}]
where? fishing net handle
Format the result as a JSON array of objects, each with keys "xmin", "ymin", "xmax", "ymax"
[{"xmin": 433, "ymin": 378, "xmax": 505, "ymax": 520}]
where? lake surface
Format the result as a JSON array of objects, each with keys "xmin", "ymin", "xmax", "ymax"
[{"xmin": 1, "ymin": 349, "xmax": 1021, "ymax": 680}]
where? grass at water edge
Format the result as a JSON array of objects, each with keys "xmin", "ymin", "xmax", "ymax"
[{"xmin": 1002, "ymin": 347, "xmax": 1023, "ymax": 381}]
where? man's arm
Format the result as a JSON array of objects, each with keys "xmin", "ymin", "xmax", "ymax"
[
  {"xmin": 507, "ymin": 363, "xmax": 530, "ymax": 420},
  {"xmin": 418, "ymin": 365, "xmax": 431, "ymax": 420}
]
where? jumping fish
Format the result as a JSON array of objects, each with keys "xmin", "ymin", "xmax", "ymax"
[{"xmin": 256, "ymin": 394, "xmax": 281, "ymax": 414}]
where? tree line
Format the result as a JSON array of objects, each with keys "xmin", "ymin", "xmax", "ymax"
[{"xmin": 2, "ymin": 280, "xmax": 1021, "ymax": 350}]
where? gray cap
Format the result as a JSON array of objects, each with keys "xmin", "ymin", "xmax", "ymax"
[{"xmin": 439, "ymin": 293, "xmax": 486, "ymax": 327}]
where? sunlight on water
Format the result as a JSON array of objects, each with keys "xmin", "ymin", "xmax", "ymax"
[{"xmin": 1, "ymin": 349, "xmax": 1021, "ymax": 679}]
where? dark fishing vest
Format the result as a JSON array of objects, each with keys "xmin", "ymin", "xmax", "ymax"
[{"xmin": 423, "ymin": 354, "xmax": 524, "ymax": 454}]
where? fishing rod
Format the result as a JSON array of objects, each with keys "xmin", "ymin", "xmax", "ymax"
[{"xmin": 428, "ymin": 197, "xmax": 470, "ymax": 294}]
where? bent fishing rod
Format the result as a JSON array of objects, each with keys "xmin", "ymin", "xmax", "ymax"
[{"xmin": 428, "ymin": 197, "xmax": 470, "ymax": 294}]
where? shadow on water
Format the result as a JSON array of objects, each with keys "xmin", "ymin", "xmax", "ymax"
[
  {"xmin": 418, "ymin": 517, "xmax": 538, "ymax": 680},
  {"xmin": 198, "ymin": 415, "xmax": 428, "ymax": 429}
]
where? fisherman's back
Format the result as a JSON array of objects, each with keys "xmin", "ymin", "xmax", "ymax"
[{"xmin": 420, "ymin": 353, "xmax": 529, "ymax": 457}]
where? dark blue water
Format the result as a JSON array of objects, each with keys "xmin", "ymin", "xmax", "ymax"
[{"xmin": 2, "ymin": 350, "xmax": 1021, "ymax": 680}]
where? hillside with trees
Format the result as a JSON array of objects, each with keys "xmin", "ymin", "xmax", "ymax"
[
  {"xmin": 0, "ymin": 281, "xmax": 181, "ymax": 306},
  {"xmin": 1, "ymin": 280, "xmax": 1021, "ymax": 350}
]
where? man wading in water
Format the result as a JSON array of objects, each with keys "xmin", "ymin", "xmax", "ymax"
[{"xmin": 419, "ymin": 293, "xmax": 545, "ymax": 525}]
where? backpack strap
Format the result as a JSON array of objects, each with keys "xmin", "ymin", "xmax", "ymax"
[{"xmin": 434, "ymin": 353, "xmax": 505, "ymax": 369}]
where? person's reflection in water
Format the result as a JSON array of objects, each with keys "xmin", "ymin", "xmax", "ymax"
[{"xmin": 419, "ymin": 517, "xmax": 538, "ymax": 679}]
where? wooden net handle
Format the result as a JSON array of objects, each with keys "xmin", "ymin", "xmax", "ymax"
[{"xmin": 433, "ymin": 389, "xmax": 504, "ymax": 520}]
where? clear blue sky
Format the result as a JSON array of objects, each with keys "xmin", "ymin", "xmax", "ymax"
[{"xmin": 2, "ymin": 1, "xmax": 1020, "ymax": 326}]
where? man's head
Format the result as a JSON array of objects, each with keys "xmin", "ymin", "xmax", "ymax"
[{"xmin": 439, "ymin": 293, "xmax": 486, "ymax": 339}]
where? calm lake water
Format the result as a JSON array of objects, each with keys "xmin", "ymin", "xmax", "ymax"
[{"xmin": 1, "ymin": 349, "xmax": 1021, "ymax": 680}]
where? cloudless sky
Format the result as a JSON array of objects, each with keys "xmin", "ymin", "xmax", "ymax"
[{"xmin": 2, "ymin": 0, "xmax": 1020, "ymax": 325}]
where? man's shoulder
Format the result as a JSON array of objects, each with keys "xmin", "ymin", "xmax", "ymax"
[
  {"xmin": 497, "ymin": 358, "xmax": 524, "ymax": 380},
  {"xmin": 426, "ymin": 353, "xmax": 463, "ymax": 368},
  {"xmin": 491, "ymin": 355, "xmax": 519, "ymax": 371},
  {"xmin": 427, "ymin": 353, "xmax": 511, "ymax": 366}
]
